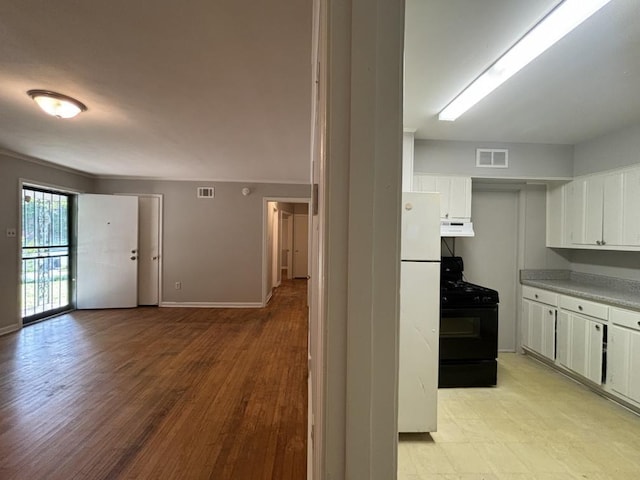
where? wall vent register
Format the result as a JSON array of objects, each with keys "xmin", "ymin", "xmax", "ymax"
[
  {"xmin": 197, "ymin": 187, "xmax": 215, "ymax": 198},
  {"xmin": 476, "ymin": 148, "xmax": 508, "ymax": 168}
]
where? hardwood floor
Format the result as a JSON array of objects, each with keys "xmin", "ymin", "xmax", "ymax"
[
  {"xmin": 0, "ymin": 280, "xmax": 308, "ymax": 480},
  {"xmin": 399, "ymin": 352, "xmax": 640, "ymax": 480}
]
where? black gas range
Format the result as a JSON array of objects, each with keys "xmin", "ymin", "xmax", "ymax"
[{"xmin": 439, "ymin": 257, "xmax": 499, "ymax": 388}]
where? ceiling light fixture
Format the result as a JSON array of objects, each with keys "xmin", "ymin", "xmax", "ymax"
[
  {"xmin": 27, "ymin": 90, "xmax": 88, "ymax": 119},
  {"xmin": 438, "ymin": 0, "xmax": 612, "ymax": 122}
]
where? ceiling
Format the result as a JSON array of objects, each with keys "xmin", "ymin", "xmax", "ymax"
[
  {"xmin": 3, "ymin": 1, "xmax": 638, "ymax": 182},
  {"xmin": 404, "ymin": 0, "xmax": 640, "ymax": 145},
  {"xmin": 0, "ymin": 1, "xmax": 312, "ymax": 183}
]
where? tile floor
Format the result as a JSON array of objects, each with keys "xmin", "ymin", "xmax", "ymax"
[{"xmin": 399, "ymin": 352, "xmax": 640, "ymax": 480}]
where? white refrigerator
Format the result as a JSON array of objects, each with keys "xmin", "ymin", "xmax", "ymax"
[{"xmin": 398, "ymin": 191, "xmax": 441, "ymax": 433}]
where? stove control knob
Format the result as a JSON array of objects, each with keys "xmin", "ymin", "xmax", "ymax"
[{"xmin": 473, "ymin": 295, "xmax": 480, "ymax": 303}]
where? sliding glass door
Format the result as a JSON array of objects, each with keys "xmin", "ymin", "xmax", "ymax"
[{"xmin": 21, "ymin": 187, "xmax": 72, "ymax": 324}]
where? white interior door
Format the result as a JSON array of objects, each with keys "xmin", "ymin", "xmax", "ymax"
[
  {"xmin": 293, "ymin": 213, "xmax": 309, "ymax": 278},
  {"xmin": 287, "ymin": 213, "xmax": 294, "ymax": 279},
  {"xmin": 77, "ymin": 194, "xmax": 139, "ymax": 309},
  {"xmin": 138, "ymin": 196, "xmax": 160, "ymax": 305}
]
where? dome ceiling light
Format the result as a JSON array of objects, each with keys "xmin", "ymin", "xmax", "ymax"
[{"xmin": 27, "ymin": 90, "xmax": 88, "ymax": 119}]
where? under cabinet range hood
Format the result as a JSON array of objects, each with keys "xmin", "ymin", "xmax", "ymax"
[{"xmin": 441, "ymin": 221, "xmax": 474, "ymax": 237}]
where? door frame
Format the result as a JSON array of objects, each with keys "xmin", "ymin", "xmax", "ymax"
[
  {"xmin": 261, "ymin": 197, "xmax": 310, "ymax": 307},
  {"xmin": 16, "ymin": 178, "xmax": 85, "ymax": 331},
  {"xmin": 115, "ymin": 193, "xmax": 164, "ymax": 305}
]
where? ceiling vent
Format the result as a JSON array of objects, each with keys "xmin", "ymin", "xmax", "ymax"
[
  {"xmin": 476, "ymin": 148, "xmax": 508, "ymax": 168},
  {"xmin": 197, "ymin": 186, "xmax": 215, "ymax": 198}
]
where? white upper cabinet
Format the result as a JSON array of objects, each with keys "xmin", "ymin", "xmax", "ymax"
[
  {"xmin": 623, "ymin": 169, "xmax": 640, "ymax": 246},
  {"xmin": 548, "ymin": 165, "xmax": 640, "ymax": 251},
  {"xmin": 565, "ymin": 178, "xmax": 586, "ymax": 245},
  {"xmin": 413, "ymin": 174, "xmax": 471, "ymax": 221}
]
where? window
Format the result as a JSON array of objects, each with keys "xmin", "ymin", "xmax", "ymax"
[{"xmin": 21, "ymin": 187, "xmax": 72, "ymax": 323}]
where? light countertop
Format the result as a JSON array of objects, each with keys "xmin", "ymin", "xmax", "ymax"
[{"xmin": 520, "ymin": 269, "xmax": 640, "ymax": 312}]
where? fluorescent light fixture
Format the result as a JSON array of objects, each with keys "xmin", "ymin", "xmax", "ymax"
[
  {"xmin": 27, "ymin": 90, "xmax": 88, "ymax": 119},
  {"xmin": 438, "ymin": 0, "xmax": 612, "ymax": 122}
]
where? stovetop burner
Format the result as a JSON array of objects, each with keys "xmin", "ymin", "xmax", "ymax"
[{"xmin": 440, "ymin": 279, "xmax": 499, "ymax": 307}]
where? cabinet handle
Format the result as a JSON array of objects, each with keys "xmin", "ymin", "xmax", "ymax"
[
  {"xmin": 596, "ymin": 240, "xmax": 601, "ymax": 245},
  {"xmin": 535, "ymin": 294, "xmax": 539, "ymax": 299},
  {"xmin": 595, "ymin": 325, "xmax": 601, "ymax": 331},
  {"xmin": 602, "ymin": 240, "xmax": 606, "ymax": 245},
  {"xmin": 578, "ymin": 305, "xmax": 583, "ymax": 311},
  {"xmin": 637, "ymin": 321, "xmax": 640, "ymax": 327},
  {"xmin": 549, "ymin": 310, "xmax": 554, "ymax": 315}
]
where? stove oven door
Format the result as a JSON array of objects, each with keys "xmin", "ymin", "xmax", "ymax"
[{"xmin": 439, "ymin": 306, "xmax": 498, "ymax": 361}]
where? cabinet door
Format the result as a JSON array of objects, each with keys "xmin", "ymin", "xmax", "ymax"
[
  {"xmin": 584, "ymin": 176, "xmax": 604, "ymax": 245},
  {"xmin": 586, "ymin": 321, "xmax": 604, "ymax": 385},
  {"xmin": 435, "ymin": 177, "xmax": 452, "ymax": 219},
  {"xmin": 448, "ymin": 176, "xmax": 471, "ymax": 220},
  {"xmin": 557, "ymin": 311, "xmax": 571, "ymax": 368},
  {"xmin": 542, "ymin": 307, "xmax": 556, "ymax": 360},
  {"xmin": 528, "ymin": 300, "xmax": 544, "ymax": 355},
  {"xmin": 566, "ymin": 179, "xmax": 586, "ymax": 244},
  {"xmin": 522, "ymin": 299, "xmax": 555, "ymax": 360},
  {"xmin": 609, "ymin": 325, "xmax": 630, "ymax": 397},
  {"xmin": 628, "ymin": 330, "xmax": 640, "ymax": 403},
  {"xmin": 413, "ymin": 174, "xmax": 437, "ymax": 193},
  {"xmin": 569, "ymin": 313, "xmax": 588, "ymax": 378},
  {"xmin": 622, "ymin": 168, "xmax": 640, "ymax": 246},
  {"xmin": 567, "ymin": 313, "xmax": 604, "ymax": 385},
  {"xmin": 602, "ymin": 173, "xmax": 624, "ymax": 246},
  {"xmin": 546, "ymin": 183, "xmax": 566, "ymax": 247}
]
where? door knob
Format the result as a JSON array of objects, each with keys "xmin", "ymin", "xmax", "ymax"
[
  {"xmin": 131, "ymin": 249, "xmax": 137, "ymax": 254},
  {"xmin": 130, "ymin": 256, "xmax": 137, "ymax": 260},
  {"xmin": 152, "ymin": 256, "xmax": 158, "ymax": 260}
]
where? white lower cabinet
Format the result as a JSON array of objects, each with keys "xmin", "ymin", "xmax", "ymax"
[
  {"xmin": 523, "ymin": 289, "xmax": 615, "ymax": 390},
  {"xmin": 522, "ymin": 287, "xmax": 558, "ymax": 361},
  {"xmin": 608, "ymin": 308, "xmax": 640, "ymax": 404},
  {"xmin": 521, "ymin": 287, "xmax": 640, "ymax": 409},
  {"xmin": 522, "ymin": 299, "xmax": 556, "ymax": 361},
  {"xmin": 557, "ymin": 311, "xmax": 605, "ymax": 385}
]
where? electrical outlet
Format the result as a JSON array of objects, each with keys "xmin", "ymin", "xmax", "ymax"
[
  {"xmin": 175, "ymin": 281, "xmax": 182, "ymax": 290},
  {"xmin": 6, "ymin": 228, "xmax": 17, "ymax": 238}
]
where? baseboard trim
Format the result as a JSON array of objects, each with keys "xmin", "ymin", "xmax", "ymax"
[
  {"xmin": 159, "ymin": 301, "xmax": 263, "ymax": 309},
  {"xmin": 0, "ymin": 323, "xmax": 21, "ymax": 337}
]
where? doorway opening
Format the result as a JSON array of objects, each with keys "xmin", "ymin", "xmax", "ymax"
[
  {"xmin": 262, "ymin": 198, "xmax": 310, "ymax": 306},
  {"xmin": 21, "ymin": 186, "xmax": 73, "ymax": 324}
]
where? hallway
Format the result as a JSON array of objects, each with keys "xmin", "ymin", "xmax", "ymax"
[{"xmin": 0, "ymin": 279, "xmax": 308, "ymax": 480}]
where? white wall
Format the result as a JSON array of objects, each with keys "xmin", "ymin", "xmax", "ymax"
[
  {"xmin": 414, "ymin": 139, "xmax": 573, "ymax": 179},
  {"xmin": 568, "ymin": 250, "xmax": 640, "ymax": 281},
  {"xmin": 450, "ymin": 185, "xmax": 569, "ymax": 352},
  {"xmin": 94, "ymin": 178, "xmax": 309, "ymax": 305},
  {"xmin": 454, "ymin": 190, "xmax": 519, "ymax": 351},
  {"xmin": 574, "ymin": 121, "xmax": 640, "ymax": 176}
]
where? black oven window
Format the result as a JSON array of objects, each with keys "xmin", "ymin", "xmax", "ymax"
[{"xmin": 441, "ymin": 316, "xmax": 481, "ymax": 338}]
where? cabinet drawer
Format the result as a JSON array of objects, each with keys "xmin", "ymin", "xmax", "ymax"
[
  {"xmin": 559, "ymin": 295, "xmax": 608, "ymax": 320},
  {"xmin": 522, "ymin": 286, "xmax": 558, "ymax": 306},
  {"xmin": 610, "ymin": 307, "xmax": 640, "ymax": 332}
]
